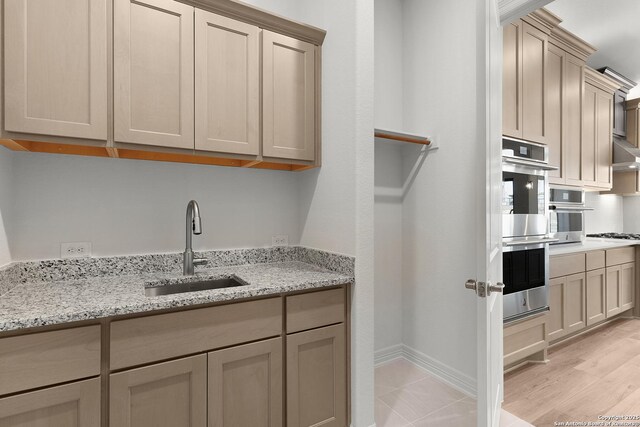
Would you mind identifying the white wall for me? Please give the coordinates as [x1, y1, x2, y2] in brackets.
[584, 192, 624, 234]
[8, 152, 301, 260]
[0, 148, 12, 266]
[400, 0, 480, 383]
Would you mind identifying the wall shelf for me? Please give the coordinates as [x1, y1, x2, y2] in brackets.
[374, 128, 431, 146]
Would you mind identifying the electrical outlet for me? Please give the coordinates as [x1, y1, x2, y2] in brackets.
[61, 242, 92, 259]
[272, 235, 289, 247]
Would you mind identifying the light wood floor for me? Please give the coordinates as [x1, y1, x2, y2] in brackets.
[504, 317, 640, 426]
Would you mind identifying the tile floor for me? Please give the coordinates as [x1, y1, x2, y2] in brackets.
[375, 358, 533, 427]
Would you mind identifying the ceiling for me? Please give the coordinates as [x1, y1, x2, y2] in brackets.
[545, 0, 640, 98]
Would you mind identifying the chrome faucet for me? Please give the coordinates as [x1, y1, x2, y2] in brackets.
[183, 200, 207, 275]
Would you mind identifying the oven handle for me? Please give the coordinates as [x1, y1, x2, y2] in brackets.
[549, 205, 595, 211]
[502, 157, 559, 171]
[504, 238, 560, 247]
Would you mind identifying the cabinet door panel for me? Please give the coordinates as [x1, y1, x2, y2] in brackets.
[620, 262, 635, 312]
[565, 273, 586, 334]
[548, 276, 565, 341]
[195, 10, 259, 155]
[596, 87, 613, 188]
[287, 324, 346, 427]
[521, 22, 548, 144]
[586, 268, 606, 326]
[4, 0, 107, 140]
[114, 0, 194, 149]
[503, 22, 522, 138]
[547, 44, 564, 183]
[208, 338, 283, 427]
[110, 355, 207, 427]
[564, 56, 584, 186]
[0, 378, 100, 427]
[582, 83, 598, 185]
[263, 31, 315, 161]
[606, 265, 622, 318]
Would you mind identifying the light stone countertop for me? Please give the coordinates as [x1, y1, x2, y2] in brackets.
[549, 238, 640, 256]
[0, 250, 354, 333]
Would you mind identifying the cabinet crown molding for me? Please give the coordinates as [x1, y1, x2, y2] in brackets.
[549, 26, 597, 62]
[585, 67, 621, 94]
[176, 0, 326, 45]
[626, 98, 640, 110]
[524, 8, 562, 32]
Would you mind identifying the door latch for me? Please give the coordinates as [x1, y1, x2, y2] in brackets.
[465, 280, 505, 298]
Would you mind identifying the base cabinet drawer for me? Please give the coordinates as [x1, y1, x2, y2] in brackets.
[287, 324, 346, 427]
[110, 355, 208, 427]
[504, 314, 548, 367]
[0, 378, 100, 427]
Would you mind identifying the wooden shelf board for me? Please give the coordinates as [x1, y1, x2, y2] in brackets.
[374, 128, 431, 146]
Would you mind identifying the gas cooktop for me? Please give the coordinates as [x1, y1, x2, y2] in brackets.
[587, 233, 640, 240]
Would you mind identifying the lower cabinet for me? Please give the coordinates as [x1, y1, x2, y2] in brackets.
[208, 338, 283, 427]
[0, 378, 101, 427]
[606, 262, 635, 318]
[548, 273, 586, 342]
[110, 355, 208, 427]
[287, 324, 347, 427]
[586, 268, 607, 326]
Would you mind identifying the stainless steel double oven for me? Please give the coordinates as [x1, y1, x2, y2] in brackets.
[502, 138, 558, 321]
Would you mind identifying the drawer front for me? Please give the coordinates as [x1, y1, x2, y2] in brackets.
[0, 326, 101, 396]
[286, 288, 345, 333]
[504, 314, 547, 366]
[111, 298, 282, 370]
[586, 250, 605, 271]
[550, 253, 586, 278]
[606, 247, 635, 266]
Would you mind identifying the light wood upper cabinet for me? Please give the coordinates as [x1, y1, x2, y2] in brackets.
[521, 21, 548, 144]
[287, 324, 346, 427]
[546, 43, 564, 183]
[195, 10, 260, 155]
[263, 31, 316, 161]
[110, 355, 207, 427]
[0, 378, 100, 427]
[503, 21, 522, 139]
[563, 55, 585, 186]
[114, 0, 195, 149]
[583, 81, 613, 189]
[208, 338, 283, 427]
[4, 0, 107, 140]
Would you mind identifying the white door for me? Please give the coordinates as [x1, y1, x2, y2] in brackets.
[471, 0, 504, 426]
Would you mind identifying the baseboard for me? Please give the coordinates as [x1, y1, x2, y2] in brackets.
[374, 344, 404, 366]
[374, 343, 477, 398]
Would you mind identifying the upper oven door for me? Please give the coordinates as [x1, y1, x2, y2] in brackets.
[502, 164, 548, 238]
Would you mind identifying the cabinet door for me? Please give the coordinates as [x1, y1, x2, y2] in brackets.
[503, 21, 522, 139]
[208, 338, 283, 427]
[114, 0, 194, 149]
[0, 378, 100, 427]
[564, 55, 584, 186]
[582, 83, 598, 186]
[195, 10, 259, 155]
[263, 31, 316, 161]
[287, 324, 346, 427]
[548, 276, 565, 341]
[564, 273, 586, 335]
[613, 90, 626, 138]
[586, 268, 606, 326]
[521, 21, 548, 144]
[547, 44, 564, 184]
[595, 87, 613, 189]
[4, 0, 107, 140]
[620, 262, 635, 312]
[606, 265, 623, 318]
[110, 355, 207, 427]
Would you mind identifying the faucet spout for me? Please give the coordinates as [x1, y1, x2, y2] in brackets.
[184, 200, 206, 275]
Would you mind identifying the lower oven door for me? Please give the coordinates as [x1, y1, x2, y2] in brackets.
[503, 242, 549, 321]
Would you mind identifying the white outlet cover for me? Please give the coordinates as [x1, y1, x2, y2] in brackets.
[272, 235, 289, 247]
[60, 242, 92, 259]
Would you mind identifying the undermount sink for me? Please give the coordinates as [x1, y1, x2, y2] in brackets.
[145, 277, 246, 297]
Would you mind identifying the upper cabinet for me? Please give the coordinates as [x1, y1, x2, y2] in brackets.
[2, 0, 326, 171]
[503, 21, 522, 138]
[4, 0, 108, 140]
[263, 31, 317, 161]
[195, 10, 260, 156]
[114, 0, 195, 149]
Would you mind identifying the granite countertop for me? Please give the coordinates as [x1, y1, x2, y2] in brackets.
[0, 247, 354, 333]
[549, 238, 640, 256]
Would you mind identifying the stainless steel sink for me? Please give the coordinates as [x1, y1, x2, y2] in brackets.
[145, 277, 246, 297]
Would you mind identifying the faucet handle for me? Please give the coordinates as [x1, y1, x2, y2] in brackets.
[193, 258, 208, 266]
